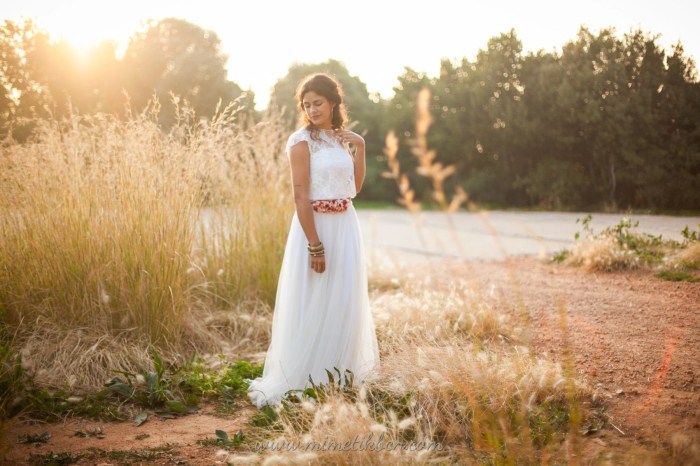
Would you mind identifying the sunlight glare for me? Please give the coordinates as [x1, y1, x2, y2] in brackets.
[14, 4, 134, 60]
[2, 0, 698, 110]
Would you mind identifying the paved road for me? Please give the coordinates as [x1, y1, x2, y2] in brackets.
[355, 209, 700, 265]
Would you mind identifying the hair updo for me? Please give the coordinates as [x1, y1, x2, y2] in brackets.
[295, 73, 348, 137]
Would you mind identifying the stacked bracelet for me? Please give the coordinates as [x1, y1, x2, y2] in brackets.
[307, 241, 325, 256]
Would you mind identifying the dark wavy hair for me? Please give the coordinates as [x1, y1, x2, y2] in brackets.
[295, 73, 348, 139]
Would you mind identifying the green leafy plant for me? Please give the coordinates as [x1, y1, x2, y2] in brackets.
[551, 249, 571, 263]
[103, 350, 199, 418]
[655, 270, 700, 283]
[29, 444, 182, 465]
[681, 226, 700, 244]
[563, 216, 687, 272]
[197, 428, 247, 451]
[17, 432, 51, 445]
[249, 404, 281, 429]
[73, 427, 105, 439]
[3, 352, 264, 425]
[573, 214, 594, 240]
[0, 324, 26, 420]
[101, 352, 264, 420]
[215, 429, 245, 447]
[219, 360, 264, 399]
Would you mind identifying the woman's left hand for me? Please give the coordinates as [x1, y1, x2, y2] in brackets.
[333, 129, 364, 148]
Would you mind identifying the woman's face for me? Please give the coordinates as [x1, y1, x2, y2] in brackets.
[302, 91, 334, 129]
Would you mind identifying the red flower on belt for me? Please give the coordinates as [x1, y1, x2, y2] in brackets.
[310, 198, 351, 213]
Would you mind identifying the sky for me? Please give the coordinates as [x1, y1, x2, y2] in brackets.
[3, 0, 699, 110]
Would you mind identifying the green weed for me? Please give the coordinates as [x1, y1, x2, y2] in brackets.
[29, 444, 182, 465]
[0, 324, 26, 421]
[550, 249, 571, 263]
[17, 431, 51, 445]
[681, 226, 700, 243]
[249, 404, 281, 429]
[655, 270, 700, 283]
[4, 352, 263, 424]
[102, 351, 263, 420]
[564, 215, 692, 272]
[103, 350, 199, 418]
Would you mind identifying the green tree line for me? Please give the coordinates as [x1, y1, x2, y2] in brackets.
[2, 18, 698, 211]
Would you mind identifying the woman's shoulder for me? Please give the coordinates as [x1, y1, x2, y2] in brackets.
[286, 126, 311, 148]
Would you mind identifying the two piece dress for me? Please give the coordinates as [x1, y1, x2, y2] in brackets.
[246, 126, 380, 408]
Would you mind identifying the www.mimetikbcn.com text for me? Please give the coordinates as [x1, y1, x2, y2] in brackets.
[252, 432, 444, 452]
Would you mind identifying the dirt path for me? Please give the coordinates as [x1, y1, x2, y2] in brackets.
[1, 403, 257, 465]
[440, 257, 700, 451]
[2, 257, 698, 464]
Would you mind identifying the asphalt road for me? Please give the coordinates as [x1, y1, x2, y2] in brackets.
[355, 209, 700, 265]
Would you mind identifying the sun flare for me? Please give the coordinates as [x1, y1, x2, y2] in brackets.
[15, 11, 132, 60]
[2, 0, 698, 109]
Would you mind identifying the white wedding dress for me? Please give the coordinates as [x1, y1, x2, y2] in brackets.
[246, 127, 381, 408]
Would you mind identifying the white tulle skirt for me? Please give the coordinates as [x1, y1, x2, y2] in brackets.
[247, 202, 381, 408]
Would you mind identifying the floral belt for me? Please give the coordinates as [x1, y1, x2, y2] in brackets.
[310, 198, 352, 213]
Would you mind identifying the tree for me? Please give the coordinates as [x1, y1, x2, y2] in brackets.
[0, 18, 54, 140]
[380, 66, 436, 204]
[648, 42, 700, 209]
[2, 19, 134, 131]
[121, 17, 251, 129]
[401, 30, 528, 207]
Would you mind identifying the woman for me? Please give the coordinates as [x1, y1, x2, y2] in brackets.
[246, 73, 380, 408]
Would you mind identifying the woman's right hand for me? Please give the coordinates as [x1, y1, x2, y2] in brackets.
[310, 253, 326, 273]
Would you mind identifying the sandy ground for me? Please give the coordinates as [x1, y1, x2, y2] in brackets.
[0, 403, 256, 465]
[445, 257, 700, 446]
[1, 257, 698, 465]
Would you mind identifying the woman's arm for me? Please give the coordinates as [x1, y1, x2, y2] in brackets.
[288, 141, 320, 246]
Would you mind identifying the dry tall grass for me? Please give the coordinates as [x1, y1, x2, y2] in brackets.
[216, 88, 599, 465]
[0, 95, 291, 389]
[668, 240, 700, 269]
[565, 234, 639, 272]
[2, 86, 691, 464]
[228, 262, 593, 464]
[360, 87, 697, 464]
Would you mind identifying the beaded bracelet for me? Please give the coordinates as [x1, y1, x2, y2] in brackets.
[308, 242, 323, 252]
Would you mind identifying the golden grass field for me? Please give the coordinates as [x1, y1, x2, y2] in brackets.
[1, 94, 698, 465]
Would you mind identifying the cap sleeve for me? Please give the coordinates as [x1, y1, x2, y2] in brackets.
[285, 128, 310, 156]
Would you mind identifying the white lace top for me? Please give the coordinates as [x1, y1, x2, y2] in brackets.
[285, 127, 357, 201]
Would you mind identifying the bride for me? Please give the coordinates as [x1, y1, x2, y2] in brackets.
[246, 73, 380, 408]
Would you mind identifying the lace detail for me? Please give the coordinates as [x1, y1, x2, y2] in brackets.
[286, 127, 356, 201]
[286, 128, 341, 155]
